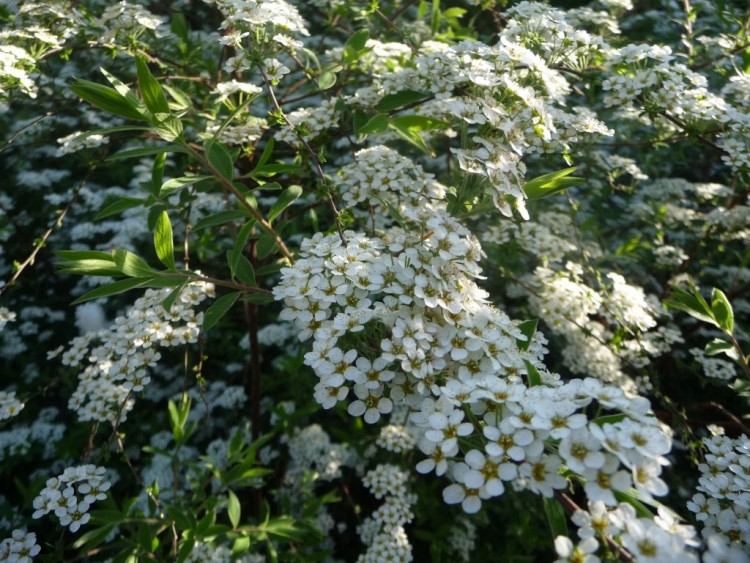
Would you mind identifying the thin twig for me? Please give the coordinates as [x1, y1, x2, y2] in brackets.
[260, 68, 347, 244]
[0, 166, 93, 296]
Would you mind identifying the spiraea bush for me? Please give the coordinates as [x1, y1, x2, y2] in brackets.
[1, 0, 750, 561]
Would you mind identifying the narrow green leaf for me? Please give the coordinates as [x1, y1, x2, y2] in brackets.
[71, 277, 152, 304]
[154, 210, 175, 269]
[151, 152, 166, 197]
[388, 120, 433, 155]
[523, 360, 542, 387]
[542, 497, 568, 540]
[95, 197, 144, 220]
[256, 232, 278, 260]
[162, 280, 188, 313]
[376, 90, 428, 111]
[100, 68, 145, 109]
[55, 250, 114, 261]
[613, 490, 654, 519]
[255, 137, 275, 170]
[235, 256, 257, 287]
[57, 259, 122, 277]
[107, 144, 188, 161]
[177, 538, 196, 563]
[203, 292, 241, 331]
[160, 175, 212, 197]
[705, 338, 734, 357]
[390, 115, 448, 131]
[72, 524, 117, 551]
[136, 57, 170, 114]
[206, 140, 234, 180]
[664, 282, 718, 327]
[229, 220, 256, 277]
[245, 293, 275, 305]
[69, 78, 146, 121]
[268, 185, 303, 223]
[227, 490, 241, 529]
[711, 288, 734, 335]
[193, 209, 250, 231]
[516, 319, 538, 352]
[524, 168, 584, 200]
[112, 249, 155, 277]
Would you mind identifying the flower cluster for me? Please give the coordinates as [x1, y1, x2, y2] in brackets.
[357, 464, 415, 562]
[557, 499, 699, 563]
[0, 529, 40, 563]
[687, 430, 750, 550]
[59, 282, 214, 424]
[31, 465, 111, 533]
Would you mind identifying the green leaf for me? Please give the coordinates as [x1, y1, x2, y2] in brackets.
[69, 77, 146, 121]
[664, 281, 718, 327]
[177, 538, 196, 563]
[154, 210, 175, 269]
[193, 209, 250, 231]
[318, 70, 336, 90]
[613, 489, 655, 519]
[516, 319, 537, 352]
[343, 29, 370, 64]
[711, 288, 734, 335]
[245, 293, 275, 305]
[390, 115, 448, 131]
[229, 220, 256, 277]
[524, 168, 583, 200]
[261, 517, 307, 541]
[55, 250, 114, 261]
[255, 137, 275, 170]
[358, 113, 389, 135]
[72, 524, 117, 551]
[151, 152, 167, 197]
[235, 256, 257, 287]
[376, 90, 428, 111]
[268, 185, 303, 223]
[232, 536, 250, 558]
[71, 277, 152, 304]
[154, 114, 183, 142]
[107, 144, 188, 161]
[203, 292, 241, 331]
[162, 281, 188, 313]
[705, 338, 734, 357]
[227, 490, 241, 529]
[57, 258, 121, 277]
[592, 413, 626, 426]
[256, 232, 278, 260]
[112, 249, 156, 277]
[251, 163, 302, 177]
[523, 360, 542, 387]
[388, 119, 433, 155]
[95, 197, 144, 220]
[206, 140, 234, 180]
[136, 57, 170, 115]
[542, 497, 568, 540]
[160, 175, 212, 197]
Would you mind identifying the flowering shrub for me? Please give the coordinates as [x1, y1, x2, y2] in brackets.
[1, 0, 750, 561]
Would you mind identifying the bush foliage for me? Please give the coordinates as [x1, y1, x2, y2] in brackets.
[1, 0, 750, 561]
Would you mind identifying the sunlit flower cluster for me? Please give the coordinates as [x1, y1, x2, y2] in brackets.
[60, 282, 214, 423]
